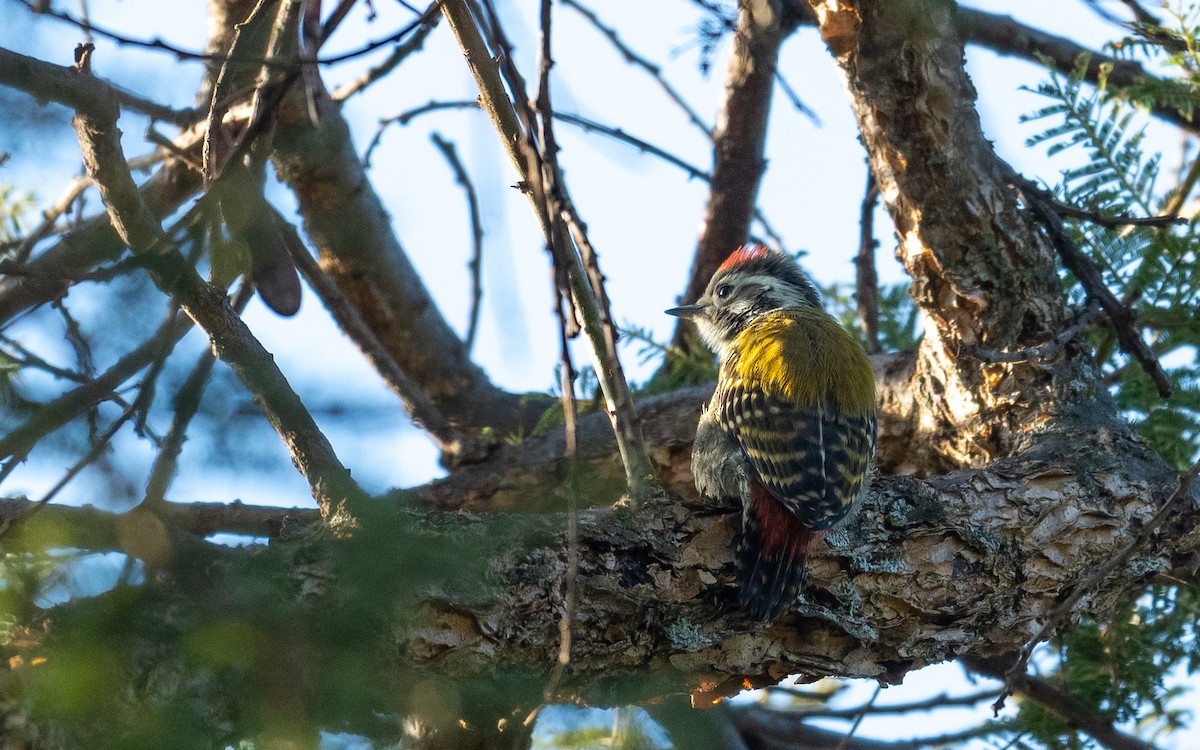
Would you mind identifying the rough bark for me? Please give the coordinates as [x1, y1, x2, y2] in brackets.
[805, 0, 1100, 471]
[6, 402, 1193, 727]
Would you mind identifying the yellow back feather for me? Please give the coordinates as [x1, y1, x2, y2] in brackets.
[725, 309, 876, 416]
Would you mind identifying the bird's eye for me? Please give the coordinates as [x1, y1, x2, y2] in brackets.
[716, 284, 733, 300]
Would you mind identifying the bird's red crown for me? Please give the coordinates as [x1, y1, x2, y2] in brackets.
[717, 244, 771, 273]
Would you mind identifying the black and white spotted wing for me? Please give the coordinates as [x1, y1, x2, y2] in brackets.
[716, 380, 875, 530]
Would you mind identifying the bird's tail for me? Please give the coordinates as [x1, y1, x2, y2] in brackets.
[737, 483, 819, 620]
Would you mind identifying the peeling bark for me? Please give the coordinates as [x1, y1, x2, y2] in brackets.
[806, 0, 1100, 469]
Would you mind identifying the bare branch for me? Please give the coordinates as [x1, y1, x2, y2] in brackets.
[429, 133, 485, 354]
[0, 495, 318, 554]
[19, 0, 437, 68]
[855, 170, 881, 355]
[955, 7, 1199, 135]
[1004, 165, 1173, 398]
[671, 0, 800, 353]
[0, 312, 193, 476]
[0, 43, 368, 520]
[330, 7, 439, 100]
[561, 0, 712, 139]
[270, 48, 535, 439]
[967, 655, 1159, 750]
[441, 0, 654, 501]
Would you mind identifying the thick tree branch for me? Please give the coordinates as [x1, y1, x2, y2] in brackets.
[805, 0, 1099, 470]
[956, 7, 1199, 136]
[11, 406, 1194, 720]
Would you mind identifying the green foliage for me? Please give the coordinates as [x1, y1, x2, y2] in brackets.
[1107, 4, 1200, 120]
[1023, 49, 1200, 469]
[822, 281, 921, 352]
[0, 184, 34, 245]
[1004, 587, 1200, 748]
[620, 322, 718, 395]
[1010, 13, 1200, 747]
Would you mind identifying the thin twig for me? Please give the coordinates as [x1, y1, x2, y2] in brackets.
[0, 313, 192, 480]
[14, 176, 93, 263]
[53, 298, 95, 378]
[1014, 175, 1185, 229]
[142, 285, 254, 507]
[0, 335, 90, 383]
[1123, 152, 1200, 305]
[856, 170, 881, 354]
[561, 0, 712, 139]
[442, 0, 655, 502]
[773, 70, 821, 125]
[968, 654, 1157, 750]
[35, 39, 369, 517]
[962, 303, 1099, 364]
[835, 684, 881, 750]
[1005, 164, 1173, 398]
[330, 6, 439, 100]
[429, 133, 485, 353]
[366, 101, 786, 247]
[20, 0, 434, 68]
[0, 400, 139, 539]
[995, 458, 1200, 713]
[534, 4, 580, 716]
[762, 687, 997, 719]
[318, 0, 360, 46]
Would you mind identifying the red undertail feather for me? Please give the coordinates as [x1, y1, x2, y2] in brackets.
[737, 483, 819, 620]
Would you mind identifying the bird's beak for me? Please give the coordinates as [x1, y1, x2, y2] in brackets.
[665, 304, 705, 319]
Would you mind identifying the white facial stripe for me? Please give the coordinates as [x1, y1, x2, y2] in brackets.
[725, 272, 811, 309]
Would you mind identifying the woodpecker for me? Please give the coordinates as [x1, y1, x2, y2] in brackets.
[667, 245, 877, 620]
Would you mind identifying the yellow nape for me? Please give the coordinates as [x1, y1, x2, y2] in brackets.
[728, 309, 876, 415]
